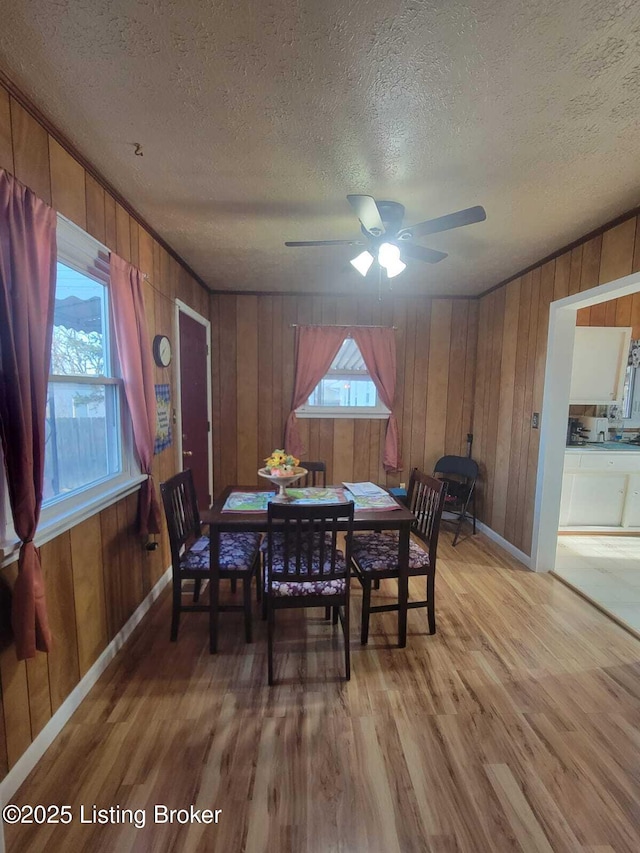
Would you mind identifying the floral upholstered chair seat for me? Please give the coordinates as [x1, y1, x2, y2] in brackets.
[266, 548, 347, 597]
[351, 531, 430, 572]
[180, 532, 261, 572]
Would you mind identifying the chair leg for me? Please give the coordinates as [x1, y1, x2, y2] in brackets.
[344, 598, 351, 681]
[230, 578, 237, 594]
[255, 558, 262, 602]
[427, 572, 436, 635]
[170, 578, 181, 641]
[332, 605, 339, 625]
[243, 575, 253, 643]
[209, 574, 219, 654]
[267, 605, 275, 686]
[373, 578, 380, 590]
[361, 579, 371, 645]
[452, 514, 463, 547]
[193, 578, 202, 603]
[261, 561, 267, 620]
[472, 491, 477, 534]
[324, 607, 331, 620]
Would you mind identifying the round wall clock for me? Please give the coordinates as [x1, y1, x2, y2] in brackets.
[152, 334, 172, 367]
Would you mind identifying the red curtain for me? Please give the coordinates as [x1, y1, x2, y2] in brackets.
[284, 325, 346, 458]
[0, 169, 56, 659]
[351, 327, 402, 472]
[109, 254, 161, 535]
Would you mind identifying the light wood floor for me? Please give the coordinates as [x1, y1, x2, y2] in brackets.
[5, 531, 640, 853]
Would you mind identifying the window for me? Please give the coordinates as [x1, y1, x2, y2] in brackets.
[622, 363, 640, 425]
[296, 337, 390, 419]
[1, 216, 141, 559]
[44, 262, 120, 504]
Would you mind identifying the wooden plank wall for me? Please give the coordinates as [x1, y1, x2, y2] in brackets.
[474, 217, 640, 557]
[210, 294, 478, 494]
[0, 83, 209, 778]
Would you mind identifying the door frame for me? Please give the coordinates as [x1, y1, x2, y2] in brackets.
[174, 299, 213, 506]
[531, 269, 640, 571]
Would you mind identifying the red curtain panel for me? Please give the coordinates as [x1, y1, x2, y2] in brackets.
[351, 326, 402, 472]
[109, 254, 162, 535]
[284, 325, 347, 458]
[0, 169, 56, 659]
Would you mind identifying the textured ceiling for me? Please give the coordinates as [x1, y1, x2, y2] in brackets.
[2, 0, 640, 296]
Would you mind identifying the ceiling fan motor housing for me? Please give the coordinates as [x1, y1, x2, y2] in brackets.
[361, 200, 405, 237]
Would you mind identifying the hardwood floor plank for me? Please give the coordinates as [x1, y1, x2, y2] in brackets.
[5, 534, 640, 852]
[485, 763, 555, 853]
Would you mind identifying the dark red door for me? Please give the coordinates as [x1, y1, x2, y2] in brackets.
[179, 311, 210, 508]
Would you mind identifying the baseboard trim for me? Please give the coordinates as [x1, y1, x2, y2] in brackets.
[0, 566, 172, 846]
[476, 521, 532, 570]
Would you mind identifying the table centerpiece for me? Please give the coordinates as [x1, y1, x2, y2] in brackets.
[258, 449, 307, 502]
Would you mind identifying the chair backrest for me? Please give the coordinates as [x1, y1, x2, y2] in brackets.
[406, 469, 447, 563]
[266, 501, 354, 585]
[433, 455, 478, 482]
[160, 469, 202, 567]
[299, 461, 327, 487]
[433, 455, 478, 506]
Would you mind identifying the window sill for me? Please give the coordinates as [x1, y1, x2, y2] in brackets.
[296, 410, 390, 420]
[1, 474, 147, 569]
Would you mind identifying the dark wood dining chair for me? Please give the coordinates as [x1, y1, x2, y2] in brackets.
[264, 500, 354, 685]
[160, 470, 261, 644]
[259, 460, 327, 602]
[299, 461, 327, 487]
[433, 455, 478, 546]
[350, 469, 446, 643]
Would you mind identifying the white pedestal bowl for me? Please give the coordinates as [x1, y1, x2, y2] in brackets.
[258, 467, 308, 502]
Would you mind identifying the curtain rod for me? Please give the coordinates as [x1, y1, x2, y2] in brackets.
[290, 323, 397, 329]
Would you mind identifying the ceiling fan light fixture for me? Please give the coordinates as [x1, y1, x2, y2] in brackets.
[385, 258, 406, 278]
[377, 242, 401, 269]
[350, 250, 374, 276]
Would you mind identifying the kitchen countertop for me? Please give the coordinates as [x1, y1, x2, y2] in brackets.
[566, 441, 640, 452]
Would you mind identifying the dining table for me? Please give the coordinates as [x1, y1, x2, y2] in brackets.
[200, 485, 416, 653]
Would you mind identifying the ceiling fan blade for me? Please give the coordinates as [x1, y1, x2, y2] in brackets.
[399, 205, 486, 240]
[346, 194, 385, 236]
[284, 239, 364, 247]
[400, 243, 448, 264]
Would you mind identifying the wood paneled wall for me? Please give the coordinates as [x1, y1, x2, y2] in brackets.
[210, 294, 478, 494]
[0, 82, 209, 779]
[5, 58, 640, 788]
[474, 217, 640, 557]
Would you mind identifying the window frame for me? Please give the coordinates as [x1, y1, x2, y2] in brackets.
[295, 338, 391, 420]
[0, 215, 144, 568]
[622, 363, 640, 426]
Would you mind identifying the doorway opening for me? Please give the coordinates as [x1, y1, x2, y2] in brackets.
[531, 270, 640, 632]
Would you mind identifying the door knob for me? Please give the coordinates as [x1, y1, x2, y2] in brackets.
[183, 450, 193, 457]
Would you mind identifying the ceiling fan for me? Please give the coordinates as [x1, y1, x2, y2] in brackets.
[285, 195, 486, 279]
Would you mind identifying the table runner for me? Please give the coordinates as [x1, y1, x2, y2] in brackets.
[221, 487, 400, 513]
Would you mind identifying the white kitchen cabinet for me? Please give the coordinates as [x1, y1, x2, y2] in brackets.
[565, 472, 627, 526]
[561, 451, 640, 529]
[569, 326, 631, 404]
[623, 474, 640, 527]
